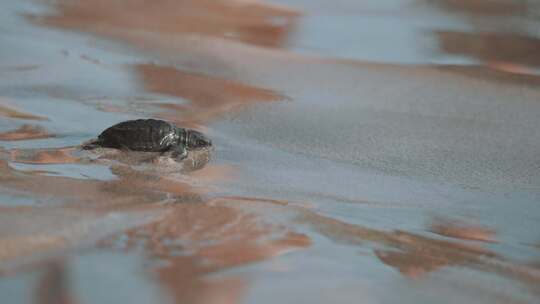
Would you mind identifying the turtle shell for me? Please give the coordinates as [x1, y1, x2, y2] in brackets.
[97, 119, 181, 152]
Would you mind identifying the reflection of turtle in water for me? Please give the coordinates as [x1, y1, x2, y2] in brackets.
[84, 119, 212, 161]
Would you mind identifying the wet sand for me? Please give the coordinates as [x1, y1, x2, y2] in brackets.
[1, 0, 540, 303]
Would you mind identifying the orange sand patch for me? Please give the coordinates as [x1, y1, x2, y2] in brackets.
[430, 218, 497, 243]
[0, 125, 54, 141]
[137, 64, 287, 126]
[0, 101, 48, 121]
[436, 31, 540, 68]
[428, 0, 527, 16]
[10, 148, 79, 164]
[298, 208, 540, 287]
[42, 0, 299, 48]
[109, 198, 311, 304]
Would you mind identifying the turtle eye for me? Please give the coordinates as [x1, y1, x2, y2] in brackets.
[187, 131, 211, 149]
[199, 139, 211, 147]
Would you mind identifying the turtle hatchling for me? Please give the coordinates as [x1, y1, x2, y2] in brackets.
[84, 119, 212, 160]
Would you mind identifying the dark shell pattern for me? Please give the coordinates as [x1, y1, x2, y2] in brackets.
[97, 119, 186, 152]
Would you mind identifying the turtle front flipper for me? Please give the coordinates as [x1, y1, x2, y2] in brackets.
[168, 145, 188, 161]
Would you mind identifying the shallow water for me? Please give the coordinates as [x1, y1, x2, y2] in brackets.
[1, 0, 540, 303]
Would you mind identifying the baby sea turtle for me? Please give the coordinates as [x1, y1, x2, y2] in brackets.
[84, 119, 212, 160]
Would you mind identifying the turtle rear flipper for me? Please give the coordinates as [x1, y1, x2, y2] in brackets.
[81, 138, 103, 150]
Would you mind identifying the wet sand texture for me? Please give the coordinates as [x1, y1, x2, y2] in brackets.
[0, 0, 539, 303]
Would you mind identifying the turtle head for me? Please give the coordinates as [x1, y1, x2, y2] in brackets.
[186, 130, 212, 150]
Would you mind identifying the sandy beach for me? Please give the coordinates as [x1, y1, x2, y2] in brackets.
[1, 0, 540, 303]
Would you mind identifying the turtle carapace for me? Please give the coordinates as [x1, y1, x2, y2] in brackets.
[85, 119, 212, 160]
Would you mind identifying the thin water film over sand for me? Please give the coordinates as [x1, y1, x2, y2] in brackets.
[1, 0, 540, 303]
